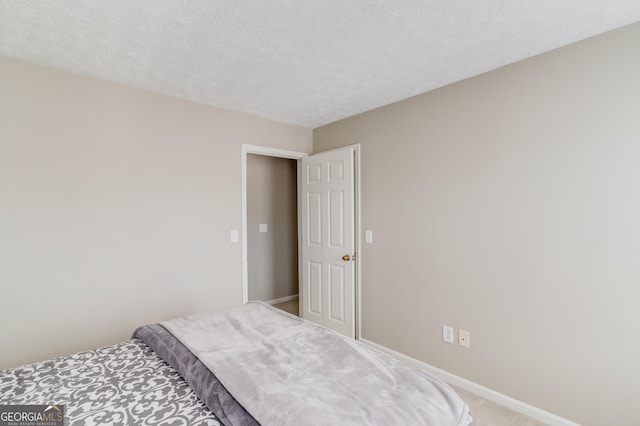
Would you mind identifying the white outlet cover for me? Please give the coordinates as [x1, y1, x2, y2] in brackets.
[259, 223, 268, 233]
[442, 325, 454, 344]
[230, 230, 239, 243]
[459, 329, 471, 348]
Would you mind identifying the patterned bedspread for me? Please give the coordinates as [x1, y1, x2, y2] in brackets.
[0, 339, 220, 426]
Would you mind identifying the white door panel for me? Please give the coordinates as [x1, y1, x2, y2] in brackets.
[301, 147, 355, 337]
[307, 192, 323, 246]
[308, 261, 322, 315]
[329, 264, 345, 321]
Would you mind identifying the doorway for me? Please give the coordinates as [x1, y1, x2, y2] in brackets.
[241, 144, 362, 338]
[241, 145, 307, 314]
[246, 153, 299, 311]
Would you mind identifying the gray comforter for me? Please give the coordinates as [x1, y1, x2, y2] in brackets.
[133, 324, 258, 426]
[161, 301, 475, 426]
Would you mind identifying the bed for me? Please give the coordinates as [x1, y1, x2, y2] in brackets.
[0, 302, 475, 425]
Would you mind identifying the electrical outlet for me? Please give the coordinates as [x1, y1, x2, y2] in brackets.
[442, 326, 454, 344]
[459, 329, 470, 348]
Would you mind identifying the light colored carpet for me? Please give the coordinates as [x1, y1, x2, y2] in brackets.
[452, 385, 548, 425]
[272, 299, 299, 316]
[271, 300, 548, 425]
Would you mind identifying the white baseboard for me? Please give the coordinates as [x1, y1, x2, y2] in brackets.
[264, 294, 299, 305]
[359, 339, 580, 426]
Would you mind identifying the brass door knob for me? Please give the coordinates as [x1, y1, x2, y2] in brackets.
[342, 254, 351, 261]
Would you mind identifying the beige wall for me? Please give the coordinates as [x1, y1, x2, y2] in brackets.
[314, 23, 640, 426]
[247, 154, 298, 301]
[0, 55, 312, 370]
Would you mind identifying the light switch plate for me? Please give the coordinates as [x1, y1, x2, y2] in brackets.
[365, 230, 373, 243]
[230, 230, 239, 243]
[259, 223, 268, 233]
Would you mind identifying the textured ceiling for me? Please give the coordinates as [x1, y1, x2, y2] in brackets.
[1, 1, 639, 128]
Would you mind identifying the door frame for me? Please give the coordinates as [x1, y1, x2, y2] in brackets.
[241, 144, 362, 340]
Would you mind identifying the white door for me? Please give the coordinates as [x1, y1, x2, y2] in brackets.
[301, 147, 355, 338]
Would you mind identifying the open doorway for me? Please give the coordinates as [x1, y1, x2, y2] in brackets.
[241, 144, 362, 338]
[241, 145, 307, 317]
[246, 153, 299, 315]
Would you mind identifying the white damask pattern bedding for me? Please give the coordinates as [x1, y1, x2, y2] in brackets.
[0, 339, 220, 426]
